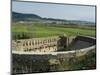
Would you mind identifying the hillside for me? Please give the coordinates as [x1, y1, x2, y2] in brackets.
[12, 12, 95, 26]
[12, 12, 42, 21]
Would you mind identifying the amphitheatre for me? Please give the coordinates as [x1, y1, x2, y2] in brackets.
[12, 35, 96, 74]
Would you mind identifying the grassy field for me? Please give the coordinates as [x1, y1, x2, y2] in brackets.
[12, 23, 96, 39]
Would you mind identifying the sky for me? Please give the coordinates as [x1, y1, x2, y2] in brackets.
[12, 1, 96, 22]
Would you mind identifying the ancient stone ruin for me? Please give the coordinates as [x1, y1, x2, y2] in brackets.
[12, 35, 75, 52]
[12, 35, 96, 74]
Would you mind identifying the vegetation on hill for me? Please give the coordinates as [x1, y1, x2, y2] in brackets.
[12, 12, 95, 26]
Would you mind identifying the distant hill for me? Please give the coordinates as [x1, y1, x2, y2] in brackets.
[12, 12, 42, 21]
[12, 12, 95, 26]
[12, 12, 67, 22]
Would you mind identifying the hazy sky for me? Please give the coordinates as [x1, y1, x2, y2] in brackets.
[12, 1, 96, 22]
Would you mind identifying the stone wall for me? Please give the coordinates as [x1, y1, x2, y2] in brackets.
[12, 36, 75, 52]
[12, 36, 96, 74]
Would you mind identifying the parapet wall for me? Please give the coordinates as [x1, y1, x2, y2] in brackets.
[75, 36, 96, 44]
[12, 36, 76, 52]
[12, 36, 96, 60]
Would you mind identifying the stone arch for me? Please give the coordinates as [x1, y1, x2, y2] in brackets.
[26, 41, 28, 46]
[29, 41, 31, 46]
[32, 40, 34, 45]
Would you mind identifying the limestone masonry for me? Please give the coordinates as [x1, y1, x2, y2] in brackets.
[12, 35, 75, 52]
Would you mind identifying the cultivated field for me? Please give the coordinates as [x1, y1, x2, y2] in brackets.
[12, 22, 96, 40]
